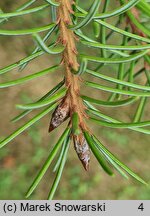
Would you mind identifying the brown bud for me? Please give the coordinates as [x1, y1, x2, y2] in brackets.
[73, 133, 90, 171]
[49, 98, 70, 132]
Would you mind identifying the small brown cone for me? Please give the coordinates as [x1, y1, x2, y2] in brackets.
[73, 133, 90, 171]
[49, 98, 70, 132]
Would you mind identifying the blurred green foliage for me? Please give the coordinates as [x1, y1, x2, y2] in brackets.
[0, 0, 149, 200]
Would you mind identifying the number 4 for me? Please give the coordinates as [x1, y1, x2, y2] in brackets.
[138, 203, 144, 211]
